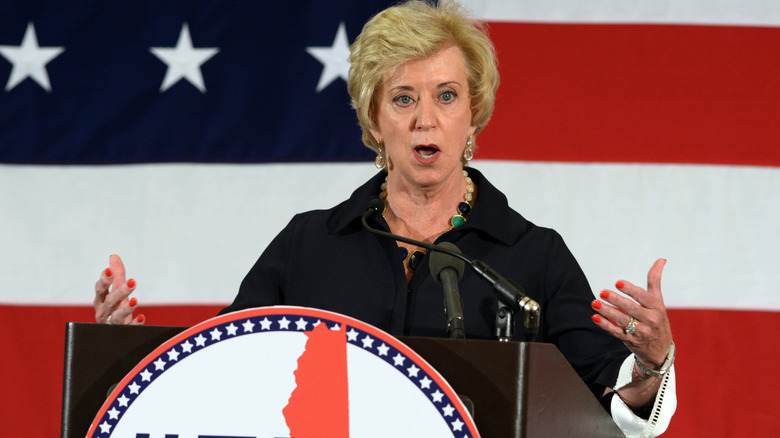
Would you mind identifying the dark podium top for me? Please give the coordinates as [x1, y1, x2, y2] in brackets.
[61, 322, 623, 437]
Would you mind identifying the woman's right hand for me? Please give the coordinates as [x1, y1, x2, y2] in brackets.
[94, 254, 145, 325]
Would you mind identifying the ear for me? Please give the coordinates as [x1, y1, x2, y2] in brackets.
[369, 128, 382, 146]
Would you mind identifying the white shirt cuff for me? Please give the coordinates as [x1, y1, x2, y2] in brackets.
[610, 354, 677, 437]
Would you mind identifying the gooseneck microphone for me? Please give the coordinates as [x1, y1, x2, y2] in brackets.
[362, 199, 541, 341]
[429, 242, 466, 340]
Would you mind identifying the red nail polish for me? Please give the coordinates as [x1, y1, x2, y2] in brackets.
[129, 297, 138, 307]
[592, 315, 602, 323]
[591, 300, 602, 310]
[105, 268, 112, 277]
[615, 280, 625, 289]
[127, 279, 136, 288]
[600, 290, 610, 299]
[137, 314, 145, 323]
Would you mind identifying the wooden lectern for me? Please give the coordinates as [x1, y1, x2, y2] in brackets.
[61, 322, 623, 437]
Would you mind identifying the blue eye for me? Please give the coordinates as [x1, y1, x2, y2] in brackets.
[395, 95, 413, 105]
[441, 91, 454, 102]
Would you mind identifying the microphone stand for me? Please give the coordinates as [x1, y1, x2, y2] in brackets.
[362, 200, 541, 342]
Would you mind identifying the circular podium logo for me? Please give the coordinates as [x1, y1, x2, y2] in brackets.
[88, 306, 479, 437]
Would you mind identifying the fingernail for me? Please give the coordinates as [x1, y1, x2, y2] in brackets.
[127, 279, 136, 288]
[615, 280, 625, 289]
[591, 300, 602, 310]
[105, 268, 112, 277]
[129, 297, 137, 307]
[591, 315, 602, 323]
[137, 314, 145, 323]
[600, 290, 610, 299]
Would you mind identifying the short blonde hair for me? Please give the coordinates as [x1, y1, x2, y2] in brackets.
[348, 0, 499, 152]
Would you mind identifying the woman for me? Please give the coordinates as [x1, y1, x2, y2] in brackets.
[94, 1, 676, 436]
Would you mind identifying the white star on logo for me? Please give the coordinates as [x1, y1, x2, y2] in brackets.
[406, 364, 420, 378]
[419, 376, 432, 389]
[377, 343, 390, 356]
[194, 334, 207, 347]
[259, 317, 272, 330]
[330, 323, 341, 331]
[117, 394, 130, 407]
[180, 340, 194, 353]
[392, 353, 405, 367]
[451, 418, 465, 431]
[442, 404, 455, 417]
[431, 389, 444, 403]
[278, 316, 291, 330]
[306, 22, 350, 92]
[167, 348, 180, 362]
[210, 327, 223, 341]
[140, 369, 153, 382]
[107, 407, 120, 420]
[295, 317, 308, 331]
[0, 22, 64, 92]
[153, 357, 166, 371]
[226, 323, 238, 336]
[150, 23, 218, 93]
[313, 319, 322, 327]
[99, 420, 112, 434]
[361, 335, 375, 349]
[242, 319, 255, 333]
[128, 382, 141, 395]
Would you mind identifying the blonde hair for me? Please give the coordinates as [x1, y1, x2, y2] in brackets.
[348, 0, 499, 152]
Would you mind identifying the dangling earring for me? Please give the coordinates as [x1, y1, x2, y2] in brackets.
[375, 143, 386, 169]
[463, 135, 474, 162]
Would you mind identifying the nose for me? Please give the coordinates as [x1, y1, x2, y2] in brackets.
[414, 98, 436, 131]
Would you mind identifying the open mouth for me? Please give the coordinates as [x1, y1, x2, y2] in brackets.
[415, 145, 440, 159]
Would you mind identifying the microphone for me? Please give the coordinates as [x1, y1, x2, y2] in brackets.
[429, 242, 466, 339]
[362, 199, 541, 341]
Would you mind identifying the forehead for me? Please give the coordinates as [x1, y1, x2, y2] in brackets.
[383, 45, 468, 89]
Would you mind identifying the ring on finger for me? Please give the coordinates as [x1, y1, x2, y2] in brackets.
[107, 314, 113, 325]
[623, 316, 638, 335]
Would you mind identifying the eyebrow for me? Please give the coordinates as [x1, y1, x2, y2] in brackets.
[388, 81, 463, 93]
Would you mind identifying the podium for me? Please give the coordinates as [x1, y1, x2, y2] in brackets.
[61, 322, 623, 437]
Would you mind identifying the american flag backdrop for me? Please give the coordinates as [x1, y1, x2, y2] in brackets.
[1, 0, 779, 436]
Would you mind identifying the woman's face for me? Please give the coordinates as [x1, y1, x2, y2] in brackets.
[371, 45, 476, 190]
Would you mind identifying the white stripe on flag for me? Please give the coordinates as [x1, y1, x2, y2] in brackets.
[460, 0, 780, 27]
[1, 162, 778, 310]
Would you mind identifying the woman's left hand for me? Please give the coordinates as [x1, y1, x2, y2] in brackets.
[592, 258, 673, 372]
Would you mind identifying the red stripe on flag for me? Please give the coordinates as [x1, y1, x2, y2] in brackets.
[479, 23, 780, 167]
[2, 305, 778, 436]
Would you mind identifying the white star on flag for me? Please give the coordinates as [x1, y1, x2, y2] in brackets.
[209, 327, 223, 341]
[140, 369, 153, 382]
[153, 357, 166, 371]
[431, 389, 444, 403]
[180, 340, 194, 353]
[295, 317, 308, 330]
[226, 323, 238, 336]
[442, 404, 455, 417]
[0, 22, 64, 92]
[361, 335, 375, 349]
[128, 382, 141, 395]
[406, 364, 420, 378]
[346, 328, 359, 341]
[377, 343, 390, 356]
[278, 316, 291, 329]
[149, 23, 218, 93]
[194, 334, 207, 346]
[242, 319, 255, 333]
[392, 353, 405, 367]
[306, 22, 350, 92]
[330, 323, 341, 331]
[419, 376, 432, 389]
